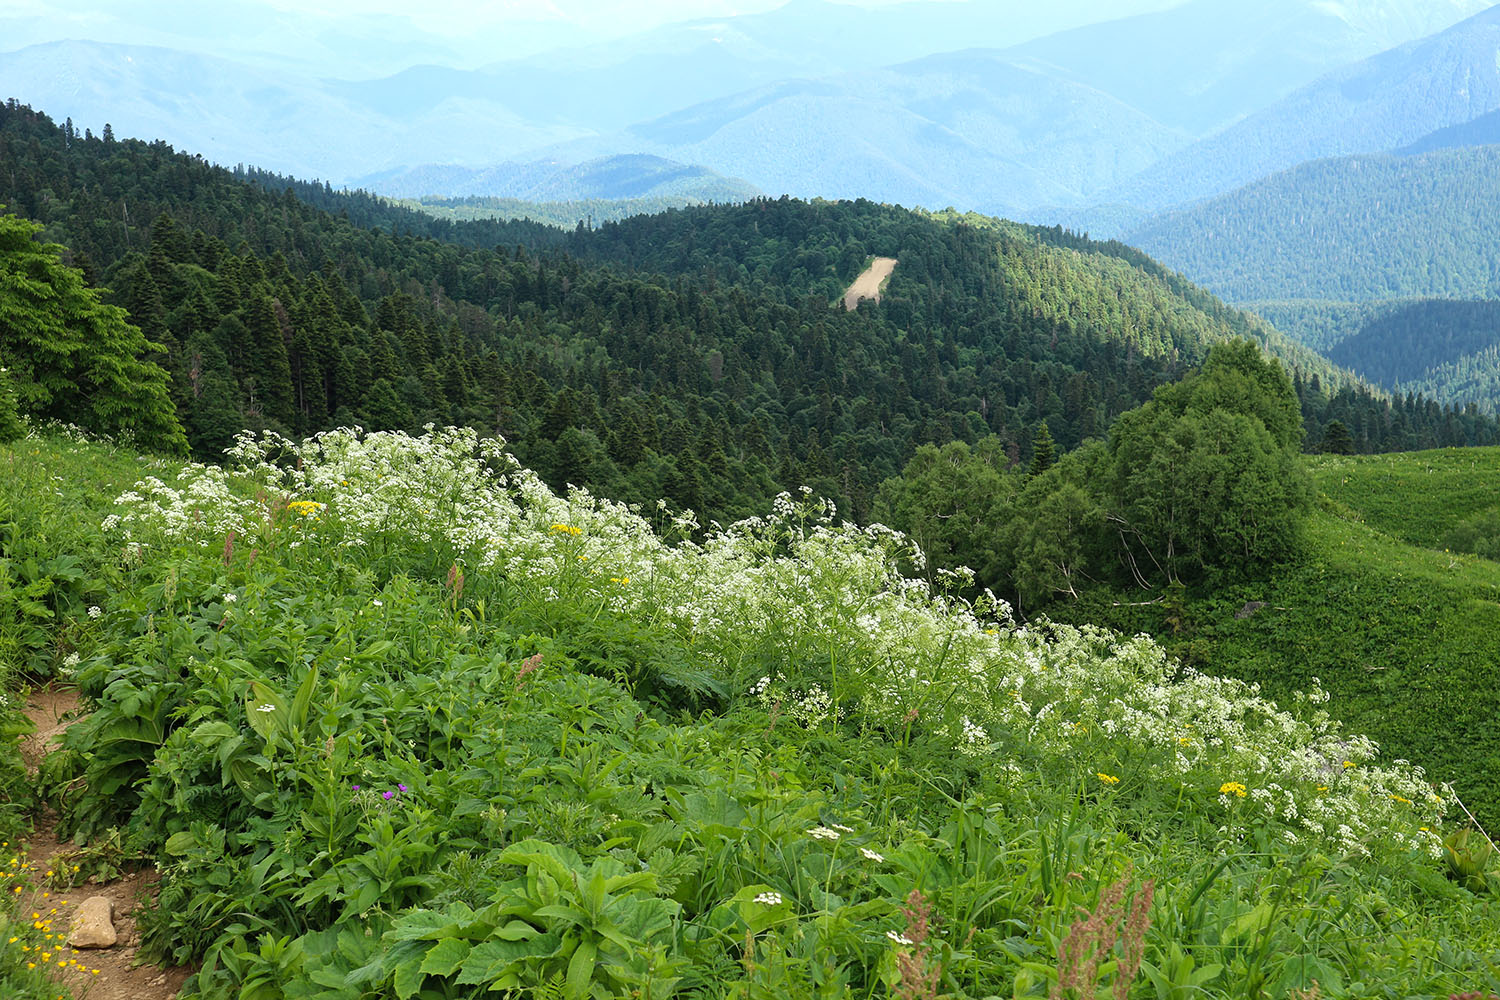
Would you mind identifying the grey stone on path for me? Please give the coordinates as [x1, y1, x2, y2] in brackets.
[68, 895, 117, 948]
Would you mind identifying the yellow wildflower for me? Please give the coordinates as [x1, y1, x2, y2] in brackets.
[1096, 772, 1120, 785]
[1219, 781, 1248, 798]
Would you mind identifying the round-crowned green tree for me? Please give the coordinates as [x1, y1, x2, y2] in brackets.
[0, 211, 186, 453]
[1108, 340, 1311, 581]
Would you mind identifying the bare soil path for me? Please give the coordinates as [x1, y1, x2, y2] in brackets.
[842, 257, 897, 311]
[19, 685, 191, 1000]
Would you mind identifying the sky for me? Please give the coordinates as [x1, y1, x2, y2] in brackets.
[6, 0, 931, 47]
[3, 0, 1187, 74]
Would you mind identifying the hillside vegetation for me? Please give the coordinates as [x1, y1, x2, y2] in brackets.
[359, 154, 760, 203]
[6, 100, 1483, 532]
[1244, 298, 1500, 415]
[1027, 447, 1500, 836]
[394, 193, 751, 231]
[1102, 5, 1500, 212]
[1128, 148, 1500, 303]
[1, 426, 1498, 1000]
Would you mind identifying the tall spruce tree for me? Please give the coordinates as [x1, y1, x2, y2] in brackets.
[0, 211, 185, 452]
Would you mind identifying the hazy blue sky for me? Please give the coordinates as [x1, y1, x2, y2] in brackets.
[10, 0, 946, 42]
[5, 0, 1190, 71]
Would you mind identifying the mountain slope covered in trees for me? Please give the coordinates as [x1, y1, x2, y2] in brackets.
[354, 153, 760, 203]
[1124, 145, 1500, 413]
[1102, 5, 1500, 212]
[2, 100, 1493, 528]
[1127, 147, 1500, 303]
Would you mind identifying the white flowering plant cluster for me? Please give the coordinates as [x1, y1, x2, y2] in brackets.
[102, 425, 1453, 861]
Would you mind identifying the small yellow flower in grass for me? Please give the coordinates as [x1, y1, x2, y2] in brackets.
[549, 523, 582, 536]
[1096, 772, 1120, 785]
[1390, 794, 1413, 805]
[1219, 781, 1247, 798]
[1342, 761, 1355, 769]
[286, 499, 325, 518]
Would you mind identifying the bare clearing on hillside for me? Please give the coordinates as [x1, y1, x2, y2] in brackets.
[843, 257, 897, 310]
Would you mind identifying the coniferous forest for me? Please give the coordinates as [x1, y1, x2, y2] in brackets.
[2, 101, 1495, 530]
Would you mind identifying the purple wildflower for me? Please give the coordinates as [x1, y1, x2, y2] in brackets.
[398, 784, 408, 792]
[382, 791, 394, 800]
[352, 784, 360, 791]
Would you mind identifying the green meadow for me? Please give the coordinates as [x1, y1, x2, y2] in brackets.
[0, 427, 1498, 999]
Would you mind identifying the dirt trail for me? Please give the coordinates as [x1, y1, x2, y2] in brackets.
[19, 686, 191, 1000]
[842, 257, 897, 311]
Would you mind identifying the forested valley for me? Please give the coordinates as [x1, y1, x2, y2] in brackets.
[4, 100, 1495, 532]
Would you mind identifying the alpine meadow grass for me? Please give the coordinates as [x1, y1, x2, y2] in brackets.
[1, 424, 1498, 999]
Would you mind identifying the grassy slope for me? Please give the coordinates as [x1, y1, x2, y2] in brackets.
[1061, 446, 1500, 827]
[1312, 447, 1500, 549]
[3, 430, 1500, 999]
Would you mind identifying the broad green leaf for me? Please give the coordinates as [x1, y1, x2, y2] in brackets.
[246, 680, 282, 741]
[391, 956, 425, 1000]
[565, 939, 597, 1000]
[418, 938, 471, 977]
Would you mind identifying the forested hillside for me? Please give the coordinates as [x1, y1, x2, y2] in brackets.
[1244, 298, 1500, 414]
[1127, 147, 1500, 302]
[3, 101, 1494, 529]
[397, 193, 749, 231]
[1102, 4, 1500, 212]
[358, 153, 760, 203]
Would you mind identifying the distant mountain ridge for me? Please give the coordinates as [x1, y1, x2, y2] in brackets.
[0, 40, 589, 180]
[999, 0, 1494, 134]
[1246, 298, 1500, 415]
[594, 52, 1187, 214]
[1101, 3, 1500, 212]
[1122, 137, 1500, 414]
[1125, 145, 1500, 303]
[353, 155, 760, 202]
[1398, 106, 1500, 152]
[3, 0, 1495, 209]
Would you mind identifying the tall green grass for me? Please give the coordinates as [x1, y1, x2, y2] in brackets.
[2, 427, 1498, 999]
